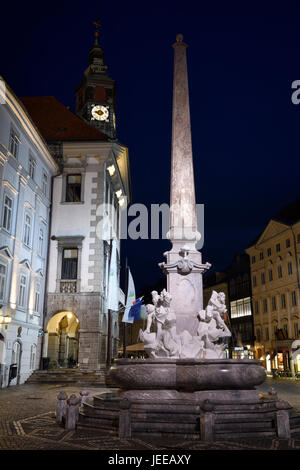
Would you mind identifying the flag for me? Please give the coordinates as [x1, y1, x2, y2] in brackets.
[128, 297, 147, 321]
[122, 268, 136, 323]
[106, 239, 119, 311]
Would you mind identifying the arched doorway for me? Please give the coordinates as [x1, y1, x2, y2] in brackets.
[10, 340, 22, 385]
[46, 312, 80, 368]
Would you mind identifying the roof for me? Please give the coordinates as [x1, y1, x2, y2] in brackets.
[20, 96, 108, 142]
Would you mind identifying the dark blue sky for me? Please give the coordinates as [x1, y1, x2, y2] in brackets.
[1, 1, 300, 293]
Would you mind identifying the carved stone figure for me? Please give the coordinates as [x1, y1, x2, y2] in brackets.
[140, 289, 231, 359]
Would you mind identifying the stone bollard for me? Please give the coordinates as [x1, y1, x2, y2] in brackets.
[200, 400, 215, 441]
[80, 390, 90, 407]
[275, 400, 291, 439]
[65, 394, 81, 430]
[56, 391, 68, 425]
[119, 398, 132, 439]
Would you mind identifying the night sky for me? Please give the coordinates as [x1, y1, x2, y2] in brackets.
[1, 2, 300, 294]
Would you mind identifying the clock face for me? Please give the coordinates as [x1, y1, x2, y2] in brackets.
[91, 105, 109, 121]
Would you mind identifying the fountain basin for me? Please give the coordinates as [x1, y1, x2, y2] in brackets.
[109, 358, 266, 391]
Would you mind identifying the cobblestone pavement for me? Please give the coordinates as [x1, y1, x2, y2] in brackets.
[0, 378, 300, 451]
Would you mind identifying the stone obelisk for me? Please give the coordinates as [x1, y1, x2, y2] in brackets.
[160, 34, 211, 335]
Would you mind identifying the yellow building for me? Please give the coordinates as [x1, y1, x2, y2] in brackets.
[246, 200, 300, 376]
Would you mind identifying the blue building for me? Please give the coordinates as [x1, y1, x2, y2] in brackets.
[0, 78, 58, 386]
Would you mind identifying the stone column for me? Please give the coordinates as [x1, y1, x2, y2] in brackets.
[160, 35, 210, 335]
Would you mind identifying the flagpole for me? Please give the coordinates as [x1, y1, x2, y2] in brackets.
[123, 258, 128, 358]
[106, 239, 113, 369]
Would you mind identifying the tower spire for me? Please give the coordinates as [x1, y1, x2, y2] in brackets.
[93, 20, 101, 45]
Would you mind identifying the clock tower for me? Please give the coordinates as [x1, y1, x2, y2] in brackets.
[75, 21, 116, 139]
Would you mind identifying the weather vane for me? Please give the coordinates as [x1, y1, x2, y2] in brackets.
[93, 20, 101, 43]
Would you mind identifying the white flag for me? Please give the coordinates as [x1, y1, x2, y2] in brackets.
[122, 268, 136, 323]
[106, 239, 119, 311]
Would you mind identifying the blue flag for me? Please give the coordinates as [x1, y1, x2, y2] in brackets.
[128, 298, 147, 321]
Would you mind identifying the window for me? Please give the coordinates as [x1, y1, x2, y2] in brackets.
[9, 127, 20, 157]
[38, 228, 44, 256]
[61, 248, 78, 280]
[261, 273, 265, 285]
[256, 328, 261, 342]
[286, 239, 291, 248]
[254, 301, 259, 314]
[287, 262, 293, 275]
[2, 195, 12, 232]
[260, 252, 264, 260]
[34, 282, 40, 313]
[253, 275, 257, 287]
[265, 327, 269, 341]
[276, 243, 281, 252]
[23, 214, 31, 246]
[0, 263, 7, 300]
[281, 294, 286, 309]
[230, 297, 252, 319]
[267, 248, 272, 257]
[42, 172, 48, 196]
[298, 234, 300, 244]
[278, 265, 283, 278]
[263, 299, 268, 313]
[18, 275, 27, 307]
[28, 154, 36, 180]
[252, 256, 256, 264]
[66, 174, 82, 202]
[272, 296, 277, 310]
[292, 291, 297, 306]
[294, 322, 299, 338]
[268, 269, 273, 281]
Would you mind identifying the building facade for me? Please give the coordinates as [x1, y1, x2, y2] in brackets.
[0, 79, 58, 387]
[21, 32, 131, 373]
[246, 200, 300, 375]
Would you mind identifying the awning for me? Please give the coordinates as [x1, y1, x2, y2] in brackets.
[118, 342, 145, 352]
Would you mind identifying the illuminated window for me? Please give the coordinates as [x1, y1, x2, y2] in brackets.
[230, 297, 251, 318]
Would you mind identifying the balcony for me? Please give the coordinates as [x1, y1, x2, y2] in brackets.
[60, 280, 77, 294]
